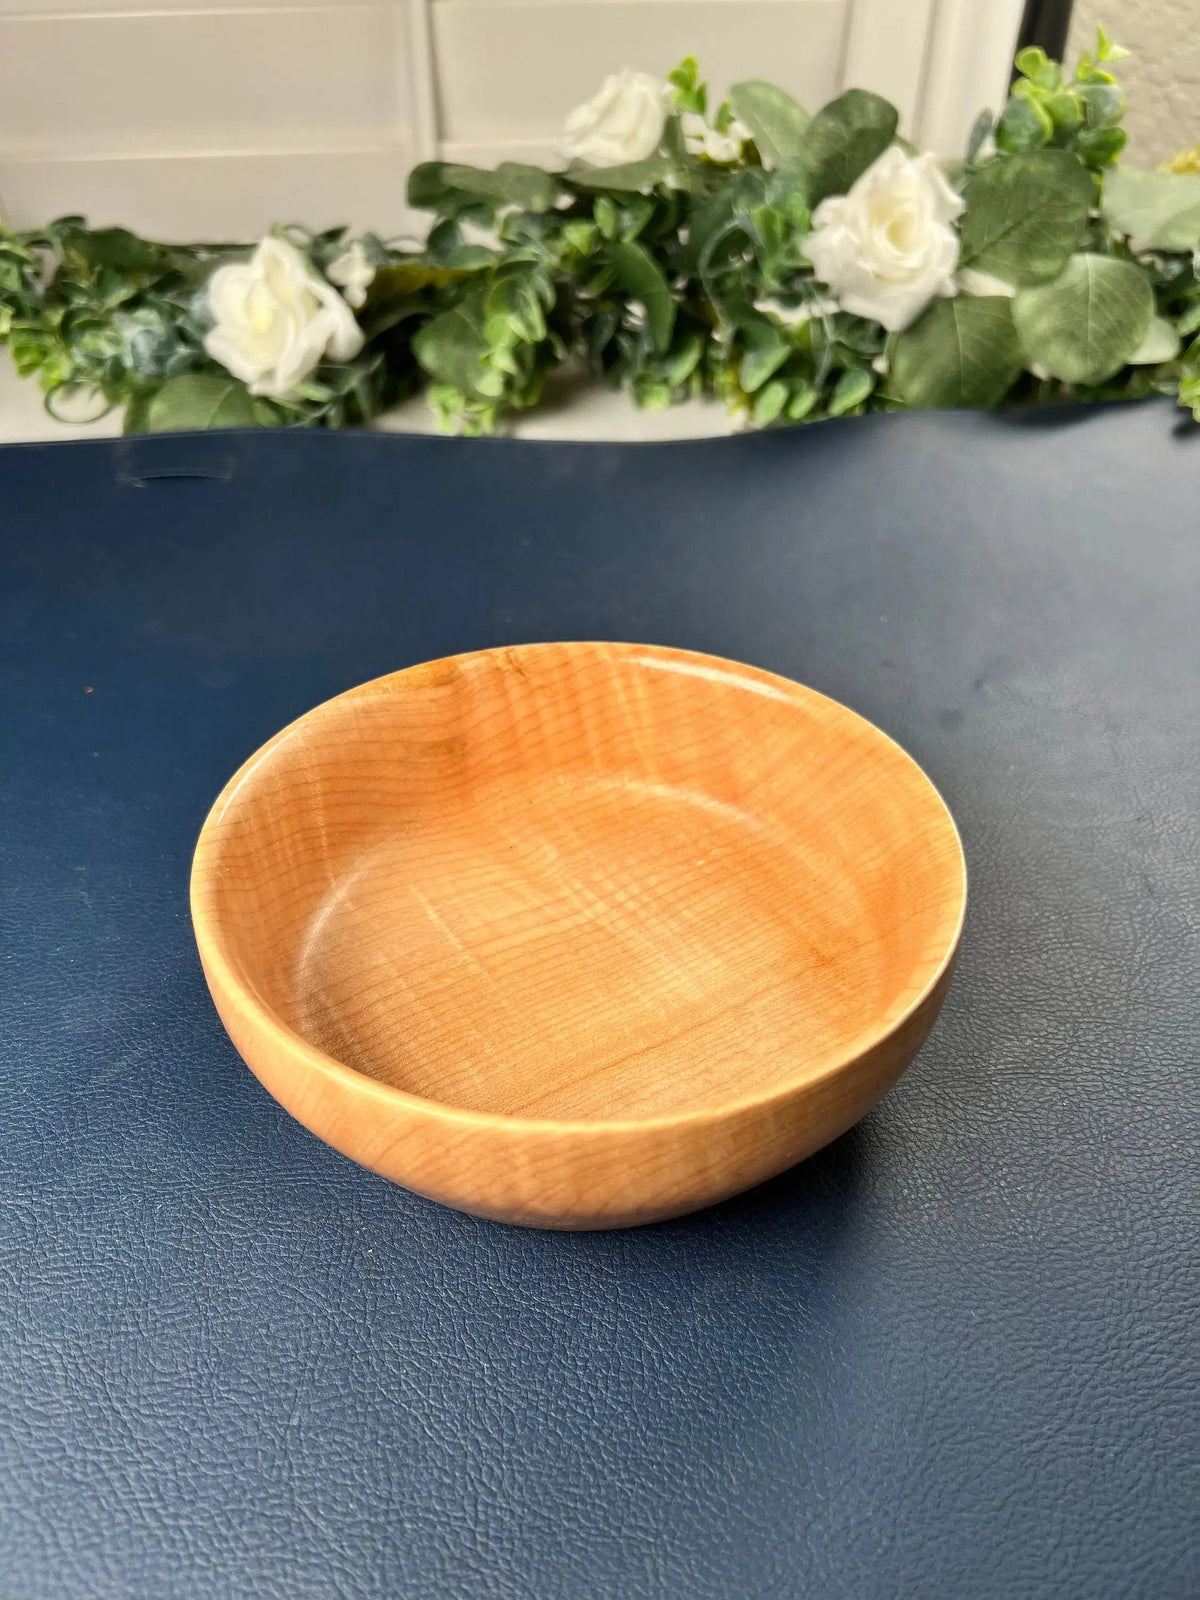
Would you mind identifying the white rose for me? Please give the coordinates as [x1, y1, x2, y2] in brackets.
[563, 69, 668, 167]
[326, 240, 375, 309]
[204, 235, 364, 399]
[806, 146, 964, 333]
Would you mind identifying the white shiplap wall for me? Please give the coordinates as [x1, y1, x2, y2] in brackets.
[0, 0, 1023, 239]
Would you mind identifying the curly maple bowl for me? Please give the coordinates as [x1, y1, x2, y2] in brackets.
[191, 642, 965, 1229]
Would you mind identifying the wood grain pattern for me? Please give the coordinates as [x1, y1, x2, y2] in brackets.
[190, 643, 966, 1228]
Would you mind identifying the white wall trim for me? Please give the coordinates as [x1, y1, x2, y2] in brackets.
[916, 0, 1024, 155]
[0, 0, 1025, 234]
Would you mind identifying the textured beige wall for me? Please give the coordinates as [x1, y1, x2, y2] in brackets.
[1069, 1, 1200, 164]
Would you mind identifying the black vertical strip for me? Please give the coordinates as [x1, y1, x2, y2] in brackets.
[1016, 0, 1077, 64]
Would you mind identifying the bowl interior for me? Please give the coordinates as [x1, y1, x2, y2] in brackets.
[195, 644, 964, 1122]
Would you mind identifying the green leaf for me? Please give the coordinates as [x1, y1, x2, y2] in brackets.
[1013, 253, 1154, 384]
[1126, 315, 1181, 365]
[995, 93, 1054, 153]
[727, 81, 810, 168]
[1103, 167, 1200, 250]
[484, 264, 551, 345]
[566, 154, 673, 192]
[738, 318, 790, 392]
[64, 227, 164, 275]
[407, 162, 473, 214]
[668, 57, 706, 116]
[122, 389, 157, 435]
[659, 117, 701, 191]
[615, 194, 656, 241]
[145, 373, 259, 432]
[439, 162, 560, 212]
[751, 379, 788, 426]
[966, 109, 993, 164]
[679, 186, 735, 271]
[412, 290, 489, 392]
[786, 379, 818, 420]
[827, 366, 874, 416]
[832, 363, 876, 412]
[697, 220, 758, 328]
[959, 149, 1092, 285]
[424, 220, 496, 270]
[1076, 127, 1126, 169]
[406, 160, 563, 216]
[667, 55, 699, 92]
[609, 240, 675, 353]
[1077, 81, 1123, 130]
[890, 296, 1024, 407]
[1045, 91, 1083, 136]
[1014, 46, 1050, 82]
[635, 379, 674, 411]
[660, 332, 705, 388]
[799, 89, 899, 205]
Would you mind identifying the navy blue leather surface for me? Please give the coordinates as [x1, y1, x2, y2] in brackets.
[2, 403, 1198, 1599]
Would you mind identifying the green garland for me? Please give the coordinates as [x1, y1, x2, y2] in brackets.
[3, 31, 1200, 436]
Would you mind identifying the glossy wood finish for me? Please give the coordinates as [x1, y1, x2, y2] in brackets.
[190, 643, 966, 1228]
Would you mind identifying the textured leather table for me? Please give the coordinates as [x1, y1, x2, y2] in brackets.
[2, 401, 1197, 1600]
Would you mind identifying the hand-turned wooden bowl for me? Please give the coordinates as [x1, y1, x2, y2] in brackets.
[191, 642, 965, 1229]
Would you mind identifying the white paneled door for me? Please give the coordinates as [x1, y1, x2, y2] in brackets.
[0, 0, 1023, 239]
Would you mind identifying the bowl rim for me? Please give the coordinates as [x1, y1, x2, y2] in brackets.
[190, 641, 967, 1135]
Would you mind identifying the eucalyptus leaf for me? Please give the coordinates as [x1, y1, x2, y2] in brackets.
[680, 187, 735, 271]
[1102, 167, 1200, 250]
[966, 109, 993, 165]
[610, 240, 675, 353]
[441, 163, 560, 213]
[1076, 127, 1126, 170]
[407, 162, 472, 214]
[828, 366, 874, 416]
[660, 117, 699, 190]
[994, 93, 1053, 153]
[738, 317, 790, 392]
[799, 89, 898, 205]
[408, 160, 548, 219]
[890, 296, 1024, 407]
[1077, 80, 1123, 129]
[425, 221, 496, 270]
[145, 372, 259, 432]
[64, 227, 165, 275]
[1012, 253, 1153, 384]
[1125, 315, 1180, 365]
[786, 379, 818, 420]
[752, 379, 788, 426]
[122, 389, 156, 435]
[566, 154, 673, 193]
[412, 291, 489, 392]
[661, 332, 705, 388]
[959, 149, 1092, 284]
[698, 220, 758, 328]
[727, 81, 810, 167]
